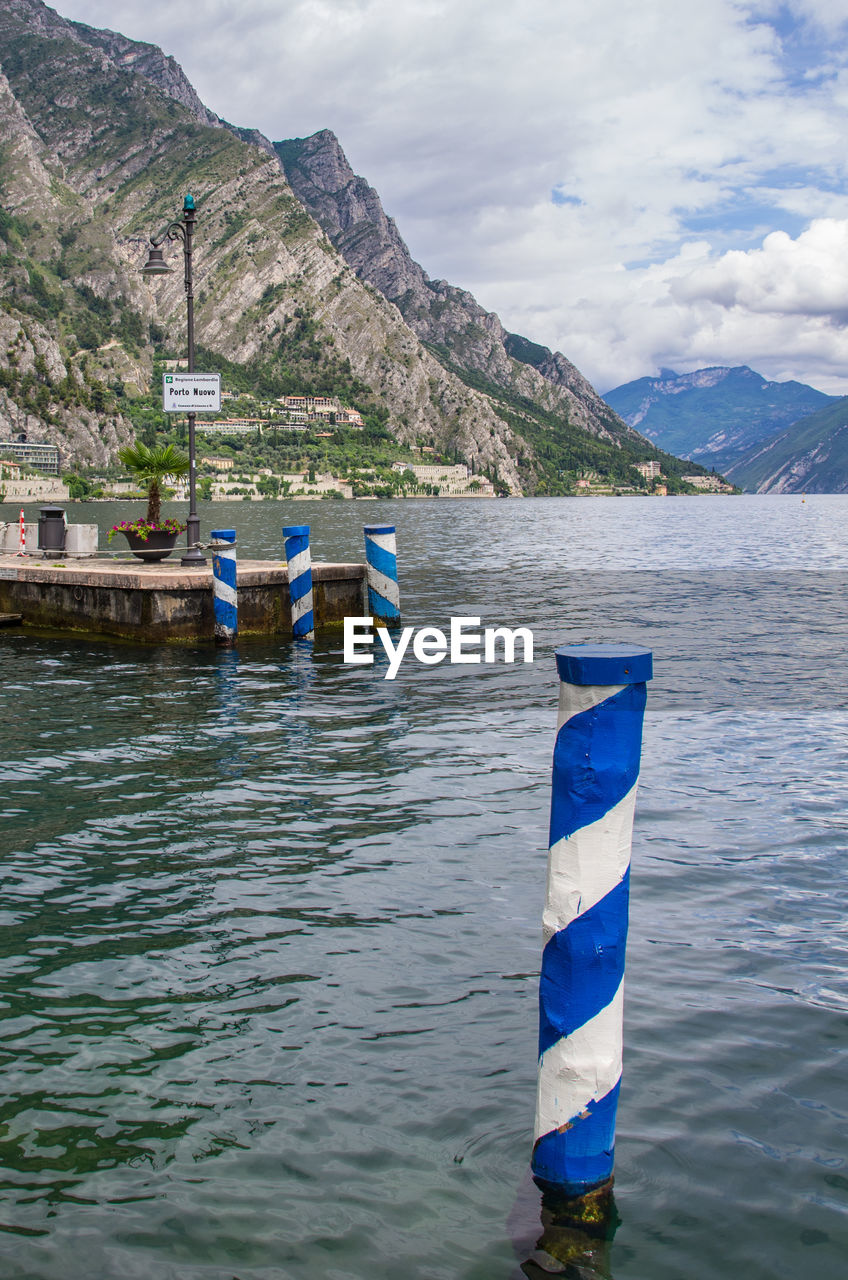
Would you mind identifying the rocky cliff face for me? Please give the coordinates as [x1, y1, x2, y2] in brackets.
[3, 0, 220, 129]
[0, 58, 134, 467]
[60, 6, 279, 157]
[275, 130, 635, 445]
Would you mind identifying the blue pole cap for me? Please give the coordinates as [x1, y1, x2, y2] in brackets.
[184, 193, 195, 211]
[283, 525, 310, 537]
[364, 524, 395, 535]
[555, 643, 653, 686]
[210, 528, 236, 542]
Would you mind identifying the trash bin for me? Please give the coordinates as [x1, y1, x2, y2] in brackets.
[38, 506, 67, 553]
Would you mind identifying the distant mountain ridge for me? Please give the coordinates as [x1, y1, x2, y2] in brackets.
[603, 365, 834, 472]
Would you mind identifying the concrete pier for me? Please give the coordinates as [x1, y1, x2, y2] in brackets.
[0, 554, 367, 643]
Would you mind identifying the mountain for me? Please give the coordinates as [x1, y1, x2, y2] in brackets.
[274, 131, 627, 444]
[603, 366, 834, 472]
[727, 397, 848, 493]
[274, 130, 705, 494]
[0, 0, 695, 494]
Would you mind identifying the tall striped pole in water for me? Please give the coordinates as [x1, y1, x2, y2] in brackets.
[363, 523, 400, 624]
[283, 524, 314, 641]
[532, 643, 652, 1218]
[210, 528, 237, 647]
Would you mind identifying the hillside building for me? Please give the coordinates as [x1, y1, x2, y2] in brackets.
[683, 474, 734, 493]
[0, 441, 61, 474]
[391, 461, 495, 496]
[636, 460, 664, 480]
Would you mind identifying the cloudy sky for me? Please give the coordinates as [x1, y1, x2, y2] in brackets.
[54, 0, 848, 393]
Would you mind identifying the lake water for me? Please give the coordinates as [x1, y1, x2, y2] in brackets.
[1, 494, 847, 1279]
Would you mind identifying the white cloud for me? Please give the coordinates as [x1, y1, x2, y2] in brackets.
[53, 0, 848, 393]
[491, 224, 848, 394]
[671, 220, 848, 316]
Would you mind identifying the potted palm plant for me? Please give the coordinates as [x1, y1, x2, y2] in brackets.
[108, 441, 190, 561]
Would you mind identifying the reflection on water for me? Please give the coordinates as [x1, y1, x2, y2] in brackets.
[1, 497, 848, 1279]
[516, 1179, 618, 1279]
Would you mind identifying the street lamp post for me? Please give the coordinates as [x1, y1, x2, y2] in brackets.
[141, 193, 206, 566]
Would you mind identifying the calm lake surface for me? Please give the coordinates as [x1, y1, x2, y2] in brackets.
[1, 494, 847, 1279]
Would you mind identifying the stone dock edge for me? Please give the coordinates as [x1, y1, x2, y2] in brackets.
[0, 556, 368, 644]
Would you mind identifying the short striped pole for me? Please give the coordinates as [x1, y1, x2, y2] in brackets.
[210, 528, 237, 647]
[363, 523, 400, 624]
[18, 508, 25, 556]
[532, 643, 652, 1215]
[283, 524, 314, 641]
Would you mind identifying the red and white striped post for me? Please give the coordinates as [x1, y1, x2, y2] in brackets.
[17, 508, 26, 556]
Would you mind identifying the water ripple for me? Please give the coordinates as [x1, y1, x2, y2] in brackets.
[2, 498, 848, 1278]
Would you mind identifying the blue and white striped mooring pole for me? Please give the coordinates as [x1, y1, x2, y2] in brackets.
[363, 524, 400, 625]
[283, 524, 314, 641]
[210, 528, 237, 647]
[532, 643, 653, 1216]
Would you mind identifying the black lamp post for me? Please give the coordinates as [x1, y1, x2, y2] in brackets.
[141, 193, 206, 566]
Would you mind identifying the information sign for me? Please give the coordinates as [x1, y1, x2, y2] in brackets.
[162, 372, 221, 413]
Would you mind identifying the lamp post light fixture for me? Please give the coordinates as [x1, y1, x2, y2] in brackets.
[141, 193, 206, 566]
